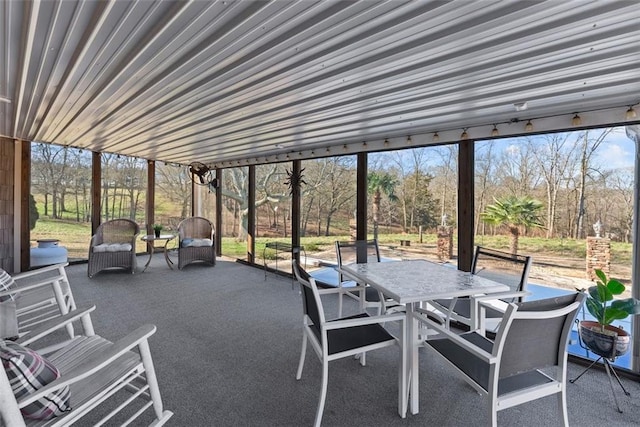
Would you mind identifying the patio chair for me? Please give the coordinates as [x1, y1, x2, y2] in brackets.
[177, 216, 216, 270]
[335, 239, 394, 317]
[292, 259, 405, 427]
[87, 218, 140, 278]
[0, 263, 77, 340]
[419, 292, 585, 427]
[431, 246, 532, 331]
[0, 305, 173, 426]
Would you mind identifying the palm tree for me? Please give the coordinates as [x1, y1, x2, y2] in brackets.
[368, 172, 398, 241]
[481, 195, 543, 254]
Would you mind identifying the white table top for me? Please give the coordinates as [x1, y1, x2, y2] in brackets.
[141, 234, 175, 241]
[339, 259, 509, 304]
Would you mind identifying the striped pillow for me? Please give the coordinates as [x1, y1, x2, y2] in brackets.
[1, 340, 72, 420]
[0, 270, 18, 302]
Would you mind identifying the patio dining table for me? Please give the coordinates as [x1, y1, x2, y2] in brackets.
[338, 259, 509, 418]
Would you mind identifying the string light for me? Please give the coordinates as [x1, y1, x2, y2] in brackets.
[571, 113, 582, 126]
[460, 129, 469, 140]
[626, 105, 637, 120]
[525, 120, 533, 132]
[343, 144, 348, 152]
[491, 125, 499, 137]
[432, 132, 440, 142]
[362, 142, 367, 147]
[383, 138, 389, 147]
[406, 135, 412, 145]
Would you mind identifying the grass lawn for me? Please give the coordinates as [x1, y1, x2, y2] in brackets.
[30, 218, 632, 284]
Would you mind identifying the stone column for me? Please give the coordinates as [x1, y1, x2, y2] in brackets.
[437, 226, 453, 261]
[586, 236, 610, 281]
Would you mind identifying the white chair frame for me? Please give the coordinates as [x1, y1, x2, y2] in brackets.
[417, 293, 585, 427]
[293, 260, 405, 427]
[1, 263, 76, 339]
[0, 305, 173, 426]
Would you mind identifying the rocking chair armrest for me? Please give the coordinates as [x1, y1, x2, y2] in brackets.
[15, 305, 96, 346]
[18, 324, 157, 407]
[0, 275, 67, 298]
[11, 263, 69, 281]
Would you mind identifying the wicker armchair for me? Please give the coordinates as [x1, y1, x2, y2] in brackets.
[88, 219, 140, 278]
[177, 217, 216, 270]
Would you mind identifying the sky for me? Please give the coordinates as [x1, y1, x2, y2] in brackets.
[598, 128, 636, 170]
[485, 126, 635, 172]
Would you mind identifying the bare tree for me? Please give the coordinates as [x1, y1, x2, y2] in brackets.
[528, 134, 579, 238]
[392, 148, 431, 232]
[606, 168, 634, 242]
[312, 157, 356, 236]
[430, 145, 458, 227]
[31, 143, 70, 218]
[495, 141, 541, 196]
[475, 141, 497, 236]
[156, 163, 192, 218]
[573, 129, 613, 238]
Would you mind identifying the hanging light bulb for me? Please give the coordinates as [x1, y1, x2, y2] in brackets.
[524, 120, 533, 132]
[406, 135, 412, 145]
[383, 138, 389, 147]
[626, 105, 637, 120]
[432, 132, 440, 142]
[571, 113, 582, 126]
[343, 144, 348, 152]
[460, 129, 469, 140]
[491, 125, 499, 137]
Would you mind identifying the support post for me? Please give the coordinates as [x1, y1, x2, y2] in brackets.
[458, 139, 474, 272]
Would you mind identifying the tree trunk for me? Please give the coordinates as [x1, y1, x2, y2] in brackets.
[509, 225, 519, 254]
[373, 189, 381, 241]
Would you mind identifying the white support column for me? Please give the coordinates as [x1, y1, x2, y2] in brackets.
[628, 125, 640, 372]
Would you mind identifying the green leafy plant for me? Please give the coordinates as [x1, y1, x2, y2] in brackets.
[153, 224, 163, 232]
[584, 269, 640, 332]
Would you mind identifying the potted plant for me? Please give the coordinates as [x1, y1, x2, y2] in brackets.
[578, 269, 640, 358]
[153, 224, 163, 238]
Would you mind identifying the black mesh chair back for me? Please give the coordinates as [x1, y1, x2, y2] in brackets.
[293, 260, 324, 336]
[499, 293, 581, 378]
[432, 246, 532, 328]
[423, 292, 585, 426]
[335, 239, 381, 266]
[472, 246, 532, 302]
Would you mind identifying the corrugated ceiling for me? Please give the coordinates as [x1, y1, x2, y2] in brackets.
[1, 0, 639, 167]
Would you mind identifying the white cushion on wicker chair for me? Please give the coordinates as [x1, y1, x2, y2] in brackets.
[93, 243, 133, 253]
[182, 238, 212, 248]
